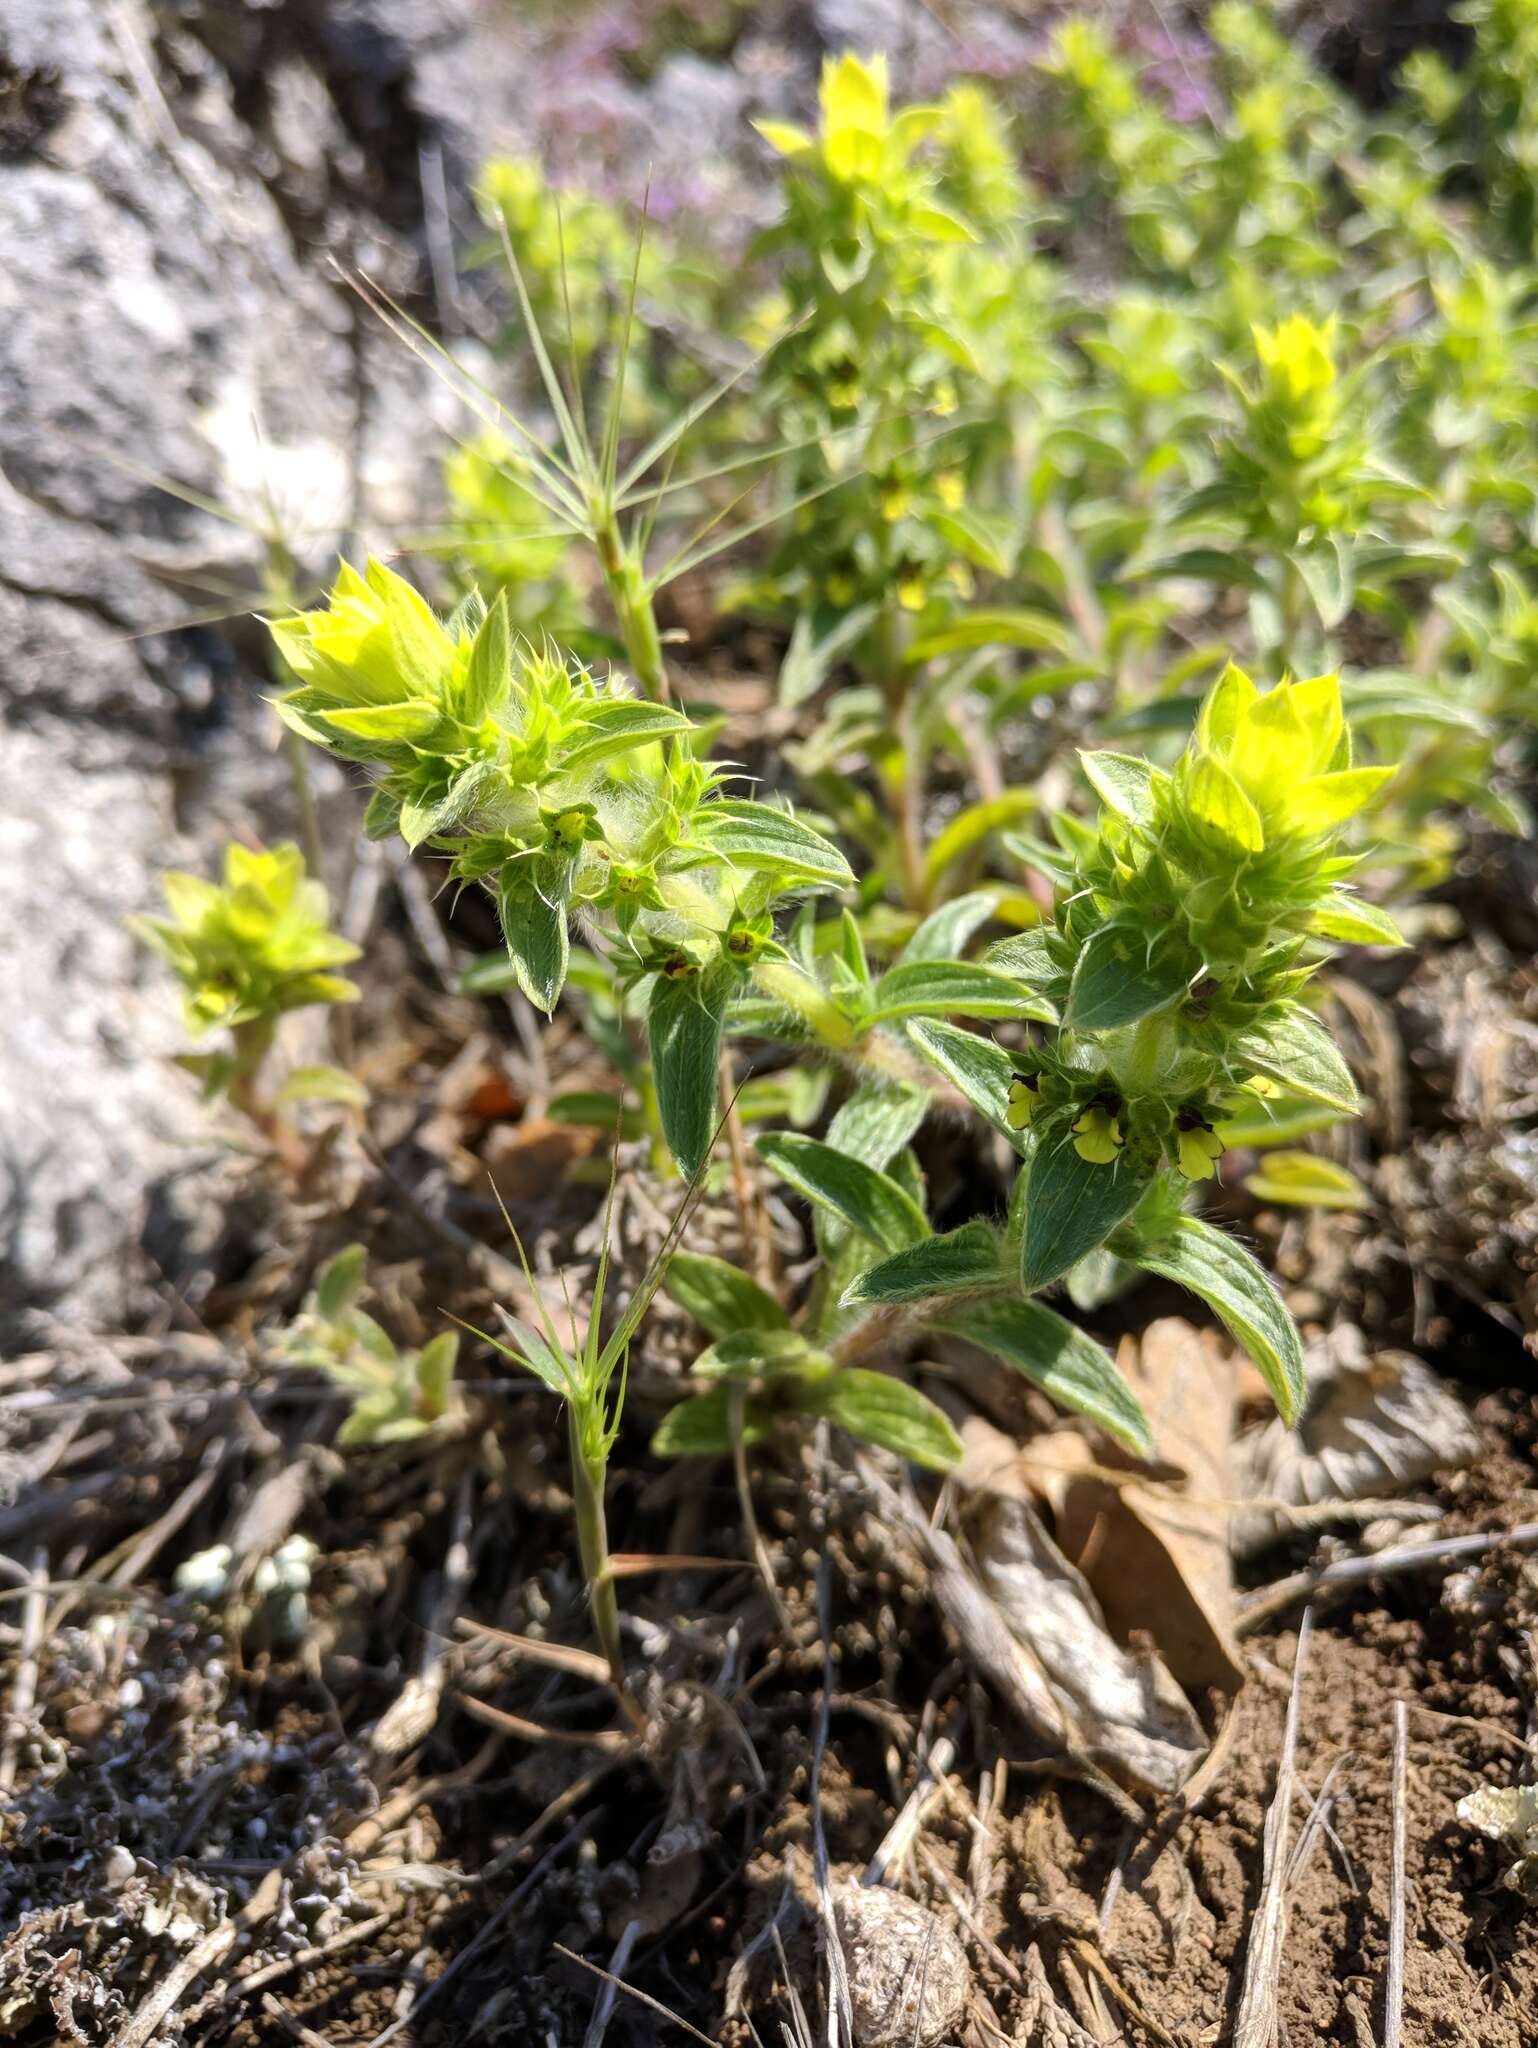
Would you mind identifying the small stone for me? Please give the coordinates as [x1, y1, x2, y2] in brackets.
[831, 1884, 971, 2048]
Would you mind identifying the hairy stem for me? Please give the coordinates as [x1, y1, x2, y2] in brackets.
[567, 1407, 628, 1693]
[594, 509, 669, 702]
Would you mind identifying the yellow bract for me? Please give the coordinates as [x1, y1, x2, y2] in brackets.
[1186, 665, 1392, 850]
[1253, 314, 1337, 408]
[274, 558, 454, 705]
[820, 52, 890, 183]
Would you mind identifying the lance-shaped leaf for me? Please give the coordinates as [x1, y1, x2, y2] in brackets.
[1232, 1004, 1359, 1114]
[1185, 751, 1264, 852]
[923, 791, 1039, 891]
[276, 1064, 368, 1107]
[664, 1253, 789, 1340]
[652, 1387, 767, 1456]
[561, 699, 692, 773]
[1304, 890, 1404, 946]
[1115, 1212, 1305, 1422]
[933, 1297, 1152, 1456]
[983, 927, 1065, 995]
[1242, 1151, 1366, 1211]
[693, 1329, 831, 1381]
[693, 799, 854, 887]
[1019, 1131, 1155, 1293]
[1132, 546, 1273, 592]
[826, 1080, 929, 1170]
[840, 1221, 1004, 1308]
[778, 601, 879, 708]
[400, 761, 493, 850]
[899, 891, 997, 966]
[867, 959, 1056, 1028]
[906, 607, 1076, 662]
[315, 1244, 367, 1319]
[1066, 923, 1195, 1030]
[650, 963, 733, 1179]
[461, 587, 512, 723]
[756, 1132, 929, 1254]
[801, 1368, 963, 1471]
[1079, 751, 1168, 830]
[498, 853, 573, 1014]
[316, 699, 441, 743]
[905, 1017, 1027, 1153]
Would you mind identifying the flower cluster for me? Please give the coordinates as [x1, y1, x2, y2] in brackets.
[132, 842, 359, 1039]
[992, 665, 1400, 1188]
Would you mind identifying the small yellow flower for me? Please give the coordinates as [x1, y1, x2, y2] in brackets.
[1071, 1103, 1123, 1165]
[935, 468, 965, 510]
[931, 378, 958, 418]
[879, 478, 911, 522]
[1006, 1074, 1038, 1131]
[896, 570, 927, 612]
[1176, 1119, 1224, 1181]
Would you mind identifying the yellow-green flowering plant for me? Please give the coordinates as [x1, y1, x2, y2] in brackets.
[853, 666, 1406, 1436]
[270, 558, 863, 1175]
[132, 841, 362, 1131]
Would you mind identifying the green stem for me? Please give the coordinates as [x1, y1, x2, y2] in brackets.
[567, 1407, 626, 1690]
[752, 960, 858, 1052]
[594, 508, 668, 702]
[228, 1016, 278, 1135]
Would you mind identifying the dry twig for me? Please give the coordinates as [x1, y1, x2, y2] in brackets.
[1232, 1610, 1314, 2048]
[1384, 1699, 1409, 2048]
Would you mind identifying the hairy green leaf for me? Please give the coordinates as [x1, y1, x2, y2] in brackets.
[801, 1368, 962, 1470]
[561, 699, 692, 772]
[664, 1252, 789, 1340]
[934, 1298, 1152, 1455]
[1066, 924, 1194, 1030]
[867, 958, 1055, 1027]
[1305, 891, 1405, 946]
[315, 1244, 367, 1319]
[905, 1017, 1027, 1153]
[840, 1221, 1004, 1308]
[1232, 1005, 1359, 1114]
[650, 963, 732, 1178]
[1079, 751, 1166, 829]
[1118, 1213, 1305, 1421]
[899, 892, 997, 966]
[826, 1080, 929, 1170]
[906, 609, 1076, 663]
[694, 800, 853, 887]
[756, 1132, 929, 1253]
[651, 1387, 766, 1457]
[1019, 1132, 1155, 1292]
[693, 1329, 830, 1381]
[498, 855, 573, 1014]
